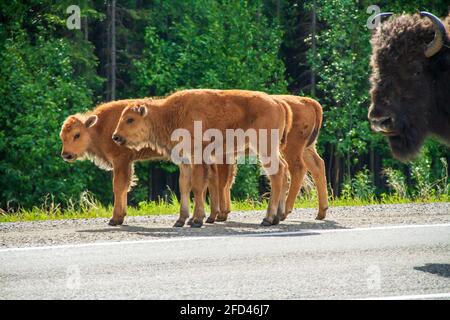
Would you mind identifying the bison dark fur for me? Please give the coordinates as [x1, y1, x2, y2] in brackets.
[368, 13, 450, 161]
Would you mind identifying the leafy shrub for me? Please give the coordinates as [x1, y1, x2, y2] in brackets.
[382, 168, 408, 199]
[130, 0, 288, 200]
[0, 32, 105, 209]
[341, 169, 375, 201]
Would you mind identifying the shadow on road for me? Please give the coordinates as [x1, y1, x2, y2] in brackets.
[414, 264, 450, 278]
[77, 219, 347, 239]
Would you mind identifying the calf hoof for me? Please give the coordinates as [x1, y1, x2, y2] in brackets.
[205, 217, 215, 224]
[261, 218, 273, 226]
[316, 208, 328, 220]
[280, 212, 289, 222]
[108, 218, 123, 226]
[272, 215, 280, 226]
[216, 215, 228, 222]
[187, 218, 193, 226]
[173, 220, 185, 228]
[190, 219, 203, 228]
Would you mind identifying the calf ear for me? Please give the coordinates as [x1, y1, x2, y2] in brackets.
[138, 105, 148, 117]
[85, 115, 98, 128]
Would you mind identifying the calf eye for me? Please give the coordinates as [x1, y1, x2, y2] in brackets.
[127, 118, 134, 124]
[74, 133, 80, 140]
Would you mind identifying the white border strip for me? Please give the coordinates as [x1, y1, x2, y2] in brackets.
[359, 292, 450, 300]
[1, 223, 449, 253]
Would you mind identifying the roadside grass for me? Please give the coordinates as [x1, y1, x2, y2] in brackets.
[1, 191, 448, 223]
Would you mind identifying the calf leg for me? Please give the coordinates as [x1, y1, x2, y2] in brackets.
[284, 155, 307, 220]
[206, 164, 221, 223]
[304, 146, 329, 220]
[109, 160, 133, 226]
[216, 164, 236, 222]
[276, 156, 291, 222]
[190, 164, 209, 228]
[261, 154, 287, 226]
[174, 164, 192, 227]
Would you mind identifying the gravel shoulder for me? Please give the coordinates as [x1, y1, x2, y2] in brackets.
[1, 202, 449, 248]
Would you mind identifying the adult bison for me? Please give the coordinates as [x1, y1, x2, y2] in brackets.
[368, 12, 450, 161]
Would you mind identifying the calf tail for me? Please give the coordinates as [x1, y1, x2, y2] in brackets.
[279, 100, 293, 149]
[306, 98, 323, 147]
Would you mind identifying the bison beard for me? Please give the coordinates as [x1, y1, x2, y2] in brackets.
[387, 122, 427, 162]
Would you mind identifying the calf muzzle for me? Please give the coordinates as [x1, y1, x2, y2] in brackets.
[112, 134, 126, 145]
[61, 152, 76, 161]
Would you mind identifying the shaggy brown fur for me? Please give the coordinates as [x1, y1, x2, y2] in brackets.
[368, 13, 450, 161]
[208, 96, 328, 223]
[114, 89, 292, 227]
[61, 99, 166, 226]
[61, 99, 230, 227]
[61, 94, 327, 228]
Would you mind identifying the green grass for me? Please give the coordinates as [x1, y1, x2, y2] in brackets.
[0, 192, 448, 223]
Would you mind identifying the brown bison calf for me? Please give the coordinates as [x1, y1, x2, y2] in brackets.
[61, 99, 224, 227]
[60, 99, 165, 226]
[113, 89, 292, 227]
[61, 93, 328, 227]
[210, 95, 328, 223]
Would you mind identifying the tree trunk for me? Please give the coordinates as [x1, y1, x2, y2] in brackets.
[333, 151, 341, 197]
[110, 0, 116, 100]
[311, 0, 317, 96]
[107, 0, 116, 101]
[370, 143, 375, 186]
[83, 16, 88, 41]
[276, 0, 281, 20]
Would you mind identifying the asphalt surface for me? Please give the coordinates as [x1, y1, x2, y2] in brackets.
[0, 203, 449, 299]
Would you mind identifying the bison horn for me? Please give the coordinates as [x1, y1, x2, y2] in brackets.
[373, 12, 393, 21]
[420, 11, 448, 58]
[372, 12, 393, 28]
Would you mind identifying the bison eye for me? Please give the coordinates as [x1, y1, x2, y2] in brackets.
[127, 118, 134, 124]
[74, 133, 80, 140]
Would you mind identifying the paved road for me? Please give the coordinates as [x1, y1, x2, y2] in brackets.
[1, 205, 450, 299]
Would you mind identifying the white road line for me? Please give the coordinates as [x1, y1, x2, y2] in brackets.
[359, 292, 450, 300]
[1, 223, 449, 253]
[246, 222, 450, 236]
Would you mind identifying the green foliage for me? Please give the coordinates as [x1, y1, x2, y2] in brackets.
[2, 190, 447, 223]
[306, 0, 374, 158]
[0, 0, 448, 212]
[410, 147, 449, 199]
[341, 168, 376, 201]
[132, 0, 287, 96]
[231, 160, 261, 201]
[382, 146, 449, 200]
[130, 0, 288, 199]
[0, 3, 107, 209]
[382, 167, 408, 199]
